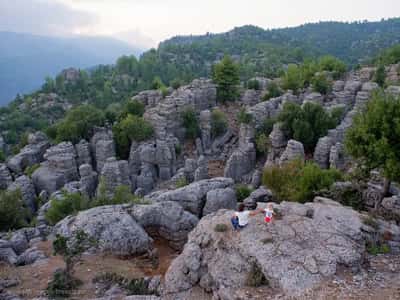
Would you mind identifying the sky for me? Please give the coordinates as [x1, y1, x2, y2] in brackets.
[1, 0, 400, 49]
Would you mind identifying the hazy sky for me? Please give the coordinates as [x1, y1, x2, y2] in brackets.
[1, 0, 400, 48]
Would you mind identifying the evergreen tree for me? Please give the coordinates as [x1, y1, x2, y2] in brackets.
[212, 55, 240, 102]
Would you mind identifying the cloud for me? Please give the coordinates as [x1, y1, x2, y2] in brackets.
[113, 30, 156, 49]
[0, 0, 98, 36]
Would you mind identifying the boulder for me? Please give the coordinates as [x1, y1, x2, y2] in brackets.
[164, 200, 367, 298]
[7, 132, 49, 174]
[153, 177, 234, 216]
[313, 136, 333, 169]
[243, 186, 273, 210]
[303, 92, 323, 105]
[224, 143, 256, 182]
[0, 240, 18, 265]
[279, 139, 305, 165]
[130, 201, 198, 249]
[32, 142, 79, 195]
[16, 247, 46, 266]
[386, 85, 400, 97]
[184, 158, 197, 183]
[0, 163, 13, 190]
[203, 188, 237, 216]
[194, 156, 208, 182]
[54, 205, 153, 256]
[8, 175, 36, 213]
[9, 231, 29, 255]
[98, 157, 130, 197]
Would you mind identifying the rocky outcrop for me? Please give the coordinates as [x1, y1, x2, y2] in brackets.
[78, 164, 98, 197]
[144, 79, 216, 139]
[152, 177, 234, 216]
[163, 200, 371, 298]
[203, 188, 237, 216]
[32, 142, 79, 195]
[54, 205, 153, 256]
[132, 90, 164, 108]
[130, 201, 198, 249]
[199, 110, 212, 152]
[91, 127, 116, 173]
[313, 136, 334, 169]
[279, 139, 305, 165]
[99, 157, 130, 197]
[194, 156, 209, 182]
[75, 139, 92, 166]
[7, 132, 50, 174]
[265, 123, 287, 167]
[243, 186, 273, 209]
[8, 175, 36, 213]
[0, 163, 12, 190]
[224, 142, 256, 183]
[241, 89, 262, 106]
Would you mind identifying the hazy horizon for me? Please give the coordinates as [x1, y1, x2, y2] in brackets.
[1, 0, 399, 49]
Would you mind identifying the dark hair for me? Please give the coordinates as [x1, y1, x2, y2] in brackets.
[238, 203, 245, 212]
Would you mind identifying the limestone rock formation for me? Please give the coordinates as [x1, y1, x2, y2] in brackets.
[54, 205, 152, 256]
[7, 132, 50, 174]
[313, 136, 334, 169]
[98, 157, 130, 197]
[130, 201, 198, 249]
[203, 188, 237, 216]
[243, 186, 273, 209]
[279, 139, 305, 165]
[90, 127, 116, 173]
[224, 142, 256, 182]
[0, 163, 12, 190]
[31, 142, 79, 195]
[75, 139, 92, 166]
[8, 175, 36, 213]
[152, 177, 234, 216]
[163, 200, 370, 298]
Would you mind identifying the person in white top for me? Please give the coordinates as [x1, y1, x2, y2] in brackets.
[231, 203, 259, 230]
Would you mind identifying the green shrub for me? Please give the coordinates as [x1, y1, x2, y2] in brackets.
[374, 64, 386, 87]
[24, 164, 40, 178]
[312, 73, 332, 95]
[55, 105, 105, 143]
[263, 82, 282, 101]
[105, 103, 123, 123]
[246, 263, 268, 287]
[255, 133, 269, 154]
[176, 177, 188, 188]
[362, 216, 379, 229]
[171, 78, 183, 89]
[318, 55, 346, 79]
[235, 184, 253, 202]
[214, 223, 228, 232]
[46, 269, 81, 299]
[160, 86, 169, 98]
[211, 109, 228, 138]
[0, 150, 5, 163]
[45, 192, 90, 225]
[237, 108, 253, 124]
[0, 189, 28, 231]
[367, 243, 391, 255]
[247, 79, 260, 90]
[113, 115, 154, 159]
[174, 143, 182, 156]
[122, 100, 145, 118]
[181, 108, 200, 140]
[126, 278, 154, 296]
[282, 64, 304, 93]
[262, 160, 342, 203]
[151, 76, 164, 90]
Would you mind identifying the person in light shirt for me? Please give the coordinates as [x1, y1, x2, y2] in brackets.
[231, 203, 259, 230]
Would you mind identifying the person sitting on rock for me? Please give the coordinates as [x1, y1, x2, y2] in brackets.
[264, 203, 275, 224]
[231, 203, 259, 230]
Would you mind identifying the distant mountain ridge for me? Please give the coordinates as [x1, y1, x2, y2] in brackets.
[0, 31, 143, 105]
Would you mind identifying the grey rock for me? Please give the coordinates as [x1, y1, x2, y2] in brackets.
[9, 231, 28, 255]
[332, 81, 345, 92]
[344, 81, 362, 94]
[194, 156, 208, 182]
[153, 177, 234, 216]
[8, 175, 37, 213]
[250, 169, 262, 189]
[184, 159, 197, 183]
[243, 186, 273, 209]
[386, 85, 400, 97]
[16, 247, 46, 266]
[98, 157, 130, 197]
[54, 205, 152, 256]
[7, 132, 50, 174]
[91, 127, 116, 172]
[132, 90, 164, 107]
[130, 201, 198, 249]
[361, 82, 379, 92]
[314, 136, 334, 169]
[224, 143, 256, 182]
[241, 89, 262, 106]
[279, 139, 305, 165]
[78, 164, 98, 197]
[203, 188, 237, 216]
[0, 164, 12, 190]
[164, 200, 366, 297]
[329, 142, 346, 170]
[75, 139, 92, 166]
[200, 110, 212, 151]
[32, 142, 79, 195]
[0, 246, 18, 265]
[304, 92, 324, 105]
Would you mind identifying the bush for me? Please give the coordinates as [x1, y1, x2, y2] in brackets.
[181, 109, 200, 140]
[214, 223, 228, 232]
[237, 108, 253, 124]
[0, 189, 28, 231]
[255, 133, 269, 154]
[247, 79, 260, 90]
[262, 160, 342, 203]
[45, 192, 90, 225]
[0, 150, 5, 163]
[262, 82, 282, 101]
[24, 164, 40, 178]
[282, 64, 304, 93]
[211, 109, 228, 138]
[278, 102, 340, 152]
[151, 76, 164, 90]
[113, 115, 154, 158]
[374, 64, 386, 87]
[235, 184, 253, 202]
[175, 177, 188, 188]
[121, 100, 145, 118]
[367, 243, 391, 255]
[46, 269, 81, 299]
[312, 73, 332, 95]
[55, 105, 105, 143]
[246, 263, 268, 287]
[171, 78, 183, 89]
[105, 103, 123, 124]
[318, 55, 346, 79]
